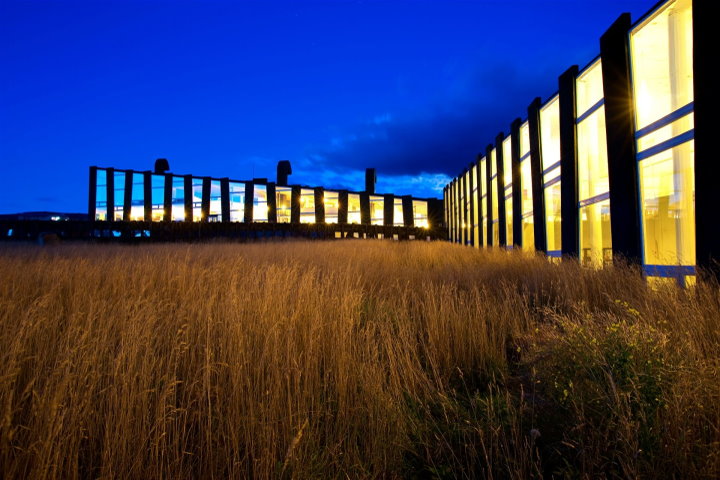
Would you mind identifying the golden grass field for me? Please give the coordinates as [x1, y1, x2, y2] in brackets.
[1, 240, 719, 479]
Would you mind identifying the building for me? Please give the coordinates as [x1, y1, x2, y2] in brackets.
[88, 162, 444, 238]
[444, 0, 717, 284]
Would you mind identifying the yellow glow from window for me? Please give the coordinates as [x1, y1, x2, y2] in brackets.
[580, 199, 612, 267]
[393, 198, 404, 226]
[413, 200, 428, 228]
[577, 108, 609, 201]
[545, 181, 561, 252]
[505, 195, 513, 246]
[540, 95, 560, 171]
[370, 195, 384, 225]
[502, 136, 512, 188]
[348, 194, 361, 224]
[520, 122, 530, 157]
[275, 187, 291, 223]
[300, 188, 315, 223]
[576, 59, 603, 115]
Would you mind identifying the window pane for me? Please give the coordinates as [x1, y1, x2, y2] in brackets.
[114, 171, 125, 221]
[130, 173, 144, 220]
[520, 121, 530, 158]
[413, 200, 428, 228]
[95, 169, 107, 220]
[209, 180, 221, 221]
[580, 200, 612, 267]
[502, 136, 512, 188]
[472, 165, 479, 247]
[151, 174, 164, 221]
[480, 157, 487, 246]
[522, 215, 535, 252]
[393, 198, 404, 226]
[577, 108, 609, 201]
[229, 182, 245, 222]
[299, 188, 315, 223]
[545, 181, 562, 252]
[325, 191, 339, 224]
[630, 0, 693, 131]
[192, 178, 203, 221]
[254, 184, 268, 222]
[505, 193, 513, 246]
[540, 96, 561, 171]
[370, 195, 384, 225]
[639, 140, 695, 265]
[171, 176, 185, 221]
[576, 59, 603, 115]
[348, 194, 361, 224]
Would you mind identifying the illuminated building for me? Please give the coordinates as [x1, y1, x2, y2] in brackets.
[445, 0, 716, 283]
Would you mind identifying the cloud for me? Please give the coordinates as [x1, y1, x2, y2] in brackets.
[312, 61, 556, 180]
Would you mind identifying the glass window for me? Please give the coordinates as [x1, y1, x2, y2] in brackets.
[229, 182, 245, 222]
[505, 192, 513, 247]
[631, 0, 695, 273]
[480, 157, 487, 247]
[472, 164, 479, 248]
[413, 200, 428, 228]
[370, 195, 384, 225]
[130, 173, 144, 220]
[209, 180, 221, 222]
[393, 197, 404, 226]
[254, 184, 268, 222]
[114, 171, 125, 221]
[580, 200, 612, 267]
[325, 191, 339, 224]
[191, 177, 203, 221]
[275, 186, 291, 223]
[171, 176, 185, 221]
[95, 168, 107, 220]
[521, 160, 534, 251]
[541, 95, 562, 252]
[576, 60, 611, 266]
[151, 174, 164, 221]
[490, 149, 499, 245]
[502, 136, 512, 189]
[520, 122, 530, 159]
[299, 188, 315, 223]
[348, 193, 361, 224]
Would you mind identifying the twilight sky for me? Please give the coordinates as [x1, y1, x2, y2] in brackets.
[1, 0, 658, 214]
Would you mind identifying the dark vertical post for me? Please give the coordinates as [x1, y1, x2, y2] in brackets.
[485, 145, 494, 246]
[201, 177, 211, 222]
[266, 182, 276, 223]
[693, 0, 719, 281]
[402, 195, 414, 227]
[221, 178, 230, 222]
[475, 154, 484, 247]
[144, 171, 152, 222]
[314, 187, 325, 223]
[107, 168, 115, 222]
[163, 174, 172, 222]
[384, 194, 394, 226]
[184, 175, 193, 223]
[511, 118, 523, 248]
[365, 168, 376, 194]
[496, 133, 507, 247]
[338, 190, 348, 224]
[559, 66, 579, 258]
[360, 193, 371, 225]
[601, 13, 641, 265]
[123, 171, 132, 222]
[244, 182, 254, 223]
[528, 97, 547, 253]
[88, 166, 97, 221]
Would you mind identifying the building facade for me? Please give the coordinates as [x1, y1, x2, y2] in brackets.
[444, 0, 716, 284]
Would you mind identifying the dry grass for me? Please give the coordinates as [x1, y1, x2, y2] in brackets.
[0, 240, 718, 479]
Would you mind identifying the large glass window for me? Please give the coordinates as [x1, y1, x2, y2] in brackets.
[113, 171, 125, 221]
[370, 195, 384, 225]
[480, 157, 487, 247]
[577, 60, 611, 267]
[413, 200, 429, 228]
[502, 137, 513, 247]
[151, 174, 164, 221]
[229, 182, 245, 222]
[348, 194, 361, 224]
[209, 180, 221, 222]
[540, 96, 562, 254]
[460, 173, 468, 243]
[171, 176, 185, 221]
[130, 173, 144, 220]
[275, 186, 291, 223]
[325, 191, 339, 224]
[471, 164, 479, 247]
[631, 0, 694, 279]
[300, 188, 315, 223]
[520, 121, 534, 251]
[191, 178, 203, 221]
[393, 197, 404, 226]
[95, 169, 107, 220]
[254, 184, 268, 222]
[490, 149, 499, 246]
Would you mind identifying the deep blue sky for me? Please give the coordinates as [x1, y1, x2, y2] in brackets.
[1, 0, 658, 214]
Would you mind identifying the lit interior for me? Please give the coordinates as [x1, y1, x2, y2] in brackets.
[521, 159, 534, 251]
[229, 182, 245, 222]
[253, 184, 268, 222]
[490, 149, 499, 245]
[480, 156, 487, 246]
[502, 136, 513, 246]
[348, 194, 361, 224]
[370, 195, 384, 226]
[413, 200, 429, 228]
[393, 197, 404, 227]
[191, 177, 203, 221]
[299, 188, 315, 223]
[130, 173, 144, 220]
[325, 190, 339, 224]
[95, 169, 107, 220]
[576, 60, 611, 266]
[113, 171, 125, 221]
[631, 0, 695, 276]
[471, 164, 479, 247]
[151, 174, 164, 221]
[540, 95, 561, 253]
[171, 176, 185, 221]
[209, 180, 221, 221]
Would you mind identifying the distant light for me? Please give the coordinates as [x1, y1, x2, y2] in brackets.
[51, 216, 61, 221]
[7, 229, 13, 237]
